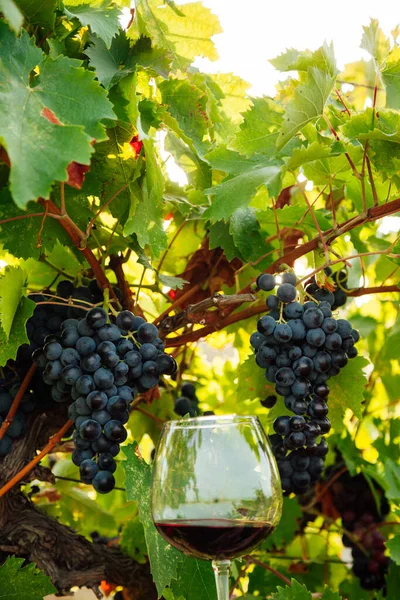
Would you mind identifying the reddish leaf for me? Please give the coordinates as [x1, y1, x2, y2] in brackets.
[130, 135, 144, 157]
[66, 162, 90, 189]
[41, 107, 62, 125]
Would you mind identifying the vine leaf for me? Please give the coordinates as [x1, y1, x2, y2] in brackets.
[386, 535, 400, 564]
[0, 297, 35, 367]
[360, 18, 390, 67]
[15, 0, 57, 29]
[0, 266, 29, 339]
[276, 68, 336, 150]
[382, 48, 400, 110]
[0, 0, 23, 32]
[263, 496, 301, 550]
[0, 556, 56, 599]
[123, 139, 167, 256]
[230, 207, 273, 262]
[133, 0, 221, 70]
[270, 42, 337, 77]
[123, 445, 182, 597]
[203, 164, 282, 223]
[169, 555, 217, 600]
[64, 0, 122, 48]
[286, 141, 332, 171]
[271, 580, 341, 599]
[0, 22, 115, 208]
[341, 108, 400, 143]
[236, 354, 275, 403]
[328, 356, 369, 430]
[231, 97, 284, 158]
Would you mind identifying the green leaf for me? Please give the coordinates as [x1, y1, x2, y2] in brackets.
[360, 19, 390, 66]
[263, 496, 301, 550]
[320, 589, 342, 600]
[0, 0, 24, 32]
[0, 266, 28, 339]
[0, 296, 35, 366]
[208, 220, 240, 262]
[386, 535, 400, 564]
[383, 458, 400, 501]
[0, 556, 56, 599]
[64, 0, 122, 48]
[328, 356, 369, 430]
[286, 141, 332, 171]
[271, 42, 337, 77]
[236, 354, 275, 403]
[0, 22, 115, 208]
[386, 564, 400, 599]
[169, 555, 217, 600]
[160, 78, 211, 156]
[203, 165, 282, 223]
[276, 68, 336, 150]
[205, 146, 263, 176]
[271, 579, 312, 600]
[123, 139, 167, 256]
[229, 207, 272, 262]
[86, 31, 131, 89]
[341, 108, 400, 143]
[134, 0, 221, 70]
[231, 97, 284, 157]
[120, 517, 148, 564]
[382, 47, 400, 110]
[123, 445, 182, 596]
[158, 274, 188, 290]
[15, 0, 57, 29]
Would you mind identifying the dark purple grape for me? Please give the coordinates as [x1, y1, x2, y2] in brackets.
[257, 315, 276, 336]
[256, 273, 276, 291]
[87, 307, 108, 329]
[273, 416, 290, 436]
[277, 283, 297, 303]
[92, 470, 115, 494]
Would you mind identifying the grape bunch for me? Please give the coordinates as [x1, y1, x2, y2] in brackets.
[325, 464, 390, 590]
[17, 279, 123, 364]
[35, 307, 177, 493]
[251, 272, 360, 494]
[305, 267, 349, 310]
[0, 373, 37, 457]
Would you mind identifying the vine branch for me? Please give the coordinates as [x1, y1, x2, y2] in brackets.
[0, 364, 37, 441]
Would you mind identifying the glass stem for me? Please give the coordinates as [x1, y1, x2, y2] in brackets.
[212, 559, 231, 600]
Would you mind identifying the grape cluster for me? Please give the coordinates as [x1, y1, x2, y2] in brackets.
[326, 465, 390, 590]
[305, 267, 348, 310]
[17, 279, 122, 364]
[0, 374, 36, 456]
[251, 272, 360, 494]
[35, 307, 177, 493]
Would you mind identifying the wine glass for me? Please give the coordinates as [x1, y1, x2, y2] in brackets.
[151, 415, 283, 600]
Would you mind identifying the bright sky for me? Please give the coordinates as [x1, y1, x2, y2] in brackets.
[188, 0, 399, 96]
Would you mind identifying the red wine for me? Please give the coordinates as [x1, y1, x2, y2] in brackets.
[155, 518, 275, 560]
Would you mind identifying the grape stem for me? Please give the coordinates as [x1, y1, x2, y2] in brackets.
[0, 364, 37, 441]
[246, 556, 291, 586]
[0, 419, 73, 498]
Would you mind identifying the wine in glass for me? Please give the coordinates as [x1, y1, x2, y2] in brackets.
[151, 415, 283, 600]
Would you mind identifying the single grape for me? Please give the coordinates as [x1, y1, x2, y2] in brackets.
[156, 354, 177, 375]
[72, 448, 94, 466]
[290, 416, 306, 431]
[44, 360, 63, 381]
[322, 317, 337, 334]
[303, 344, 317, 358]
[137, 322, 158, 343]
[347, 346, 358, 359]
[79, 419, 102, 441]
[331, 350, 348, 368]
[98, 324, 121, 342]
[92, 470, 115, 494]
[102, 352, 120, 368]
[44, 341, 63, 361]
[276, 283, 297, 303]
[266, 295, 279, 310]
[116, 310, 136, 331]
[256, 273, 276, 291]
[288, 346, 302, 360]
[77, 318, 95, 337]
[60, 348, 80, 367]
[257, 315, 276, 336]
[275, 367, 296, 387]
[94, 368, 114, 389]
[61, 327, 80, 348]
[139, 343, 159, 361]
[288, 319, 306, 341]
[107, 396, 126, 416]
[75, 396, 91, 416]
[292, 470, 311, 490]
[306, 328, 326, 347]
[288, 431, 306, 448]
[293, 356, 313, 377]
[290, 450, 310, 471]
[266, 364, 279, 383]
[73, 431, 91, 450]
[75, 375, 95, 396]
[92, 410, 112, 426]
[292, 399, 308, 415]
[277, 458, 294, 478]
[86, 390, 108, 411]
[274, 323, 292, 343]
[308, 400, 328, 418]
[87, 307, 108, 329]
[57, 280, 75, 298]
[313, 351, 332, 373]
[273, 415, 291, 436]
[303, 308, 324, 329]
[98, 453, 117, 473]
[281, 272, 297, 286]
[116, 339, 134, 357]
[97, 341, 117, 357]
[76, 336, 96, 356]
[80, 459, 98, 481]
[104, 420, 127, 443]
[336, 319, 352, 338]
[291, 378, 311, 398]
[313, 384, 329, 398]
[61, 365, 82, 386]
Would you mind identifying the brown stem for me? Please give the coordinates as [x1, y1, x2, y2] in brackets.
[298, 184, 330, 260]
[85, 183, 129, 238]
[153, 283, 201, 326]
[0, 420, 73, 498]
[0, 364, 37, 441]
[323, 114, 361, 178]
[246, 556, 292, 586]
[38, 198, 116, 299]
